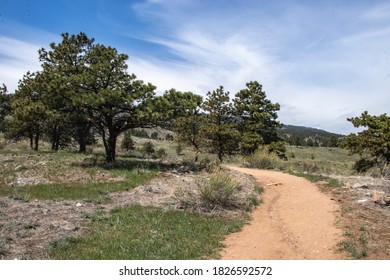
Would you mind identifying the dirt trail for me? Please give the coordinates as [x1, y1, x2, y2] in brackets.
[221, 166, 344, 260]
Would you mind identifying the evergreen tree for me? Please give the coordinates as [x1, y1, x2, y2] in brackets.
[0, 84, 12, 133]
[7, 72, 48, 150]
[79, 43, 156, 163]
[121, 131, 135, 151]
[342, 111, 390, 176]
[233, 81, 282, 155]
[201, 86, 239, 162]
[163, 89, 204, 161]
[39, 32, 95, 153]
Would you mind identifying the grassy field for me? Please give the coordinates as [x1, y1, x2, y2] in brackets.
[238, 145, 360, 176]
[50, 205, 245, 259]
[0, 137, 253, 260]
[286, 146, 360, 175]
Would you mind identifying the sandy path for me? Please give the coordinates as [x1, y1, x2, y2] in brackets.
[221, 166, 344, 260]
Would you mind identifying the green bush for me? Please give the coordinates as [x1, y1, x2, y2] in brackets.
[156, 148, 167, 159]
[165, 134, 174, 141]
[121, 132, 134, 151]
[176, 143, 183, 155]
[130, 129, 149, 139]
[243, 148, 284, 170]
[200, 172, 241, 210]
[150, 131, 159, 140]
[141, 142, 155, 156]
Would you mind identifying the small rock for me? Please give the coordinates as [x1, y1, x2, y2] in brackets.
[76, 203, 83, 207]
[357, 199, 370, 204]
[371, 191, 381, 203]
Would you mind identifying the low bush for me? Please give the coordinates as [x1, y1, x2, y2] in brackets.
[199, 171, 241, 210]
[141, 142, 155, 157]
[156, 148, 167, 159]
[243, 148, 285, 170]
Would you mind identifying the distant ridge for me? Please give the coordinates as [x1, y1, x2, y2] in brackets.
[277, 124, 344, 147]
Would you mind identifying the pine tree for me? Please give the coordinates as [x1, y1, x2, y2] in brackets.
[201, 86, 239, 162]
[233, 81, 282, 155]
[163, 89, 204, 161]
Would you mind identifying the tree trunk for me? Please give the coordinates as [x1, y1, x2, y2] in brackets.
[34, 130, 40, 151]
[29, 132, 34, 150]
[102, 130, 117, 164]
[51, 126, 60, 152]
[77, 125, 91, 154]
[78, 138, 87, 154]
[105, 135, 117, 163]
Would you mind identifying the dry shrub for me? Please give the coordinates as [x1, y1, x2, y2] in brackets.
[175, 170, 261, 214]
[199, 171, 241, 210]
[243, 148, 284, 170]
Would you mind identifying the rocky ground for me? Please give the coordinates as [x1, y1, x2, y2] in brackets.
[327, 175, 390, 259]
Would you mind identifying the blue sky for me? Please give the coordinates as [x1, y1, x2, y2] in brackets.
[1, 0, 390, 133]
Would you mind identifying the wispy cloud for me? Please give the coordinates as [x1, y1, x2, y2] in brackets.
[0, 36, 42, 91]
[363, 3, 390, 20]
[123, 0, 390, 133]
[1, 0, 389, 134]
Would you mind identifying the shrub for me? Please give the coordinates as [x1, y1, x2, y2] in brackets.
[121, 132, 135, 151]
[353, 158, 375, 174]
[165, 134, 174, 141]
[176, 143, 183, 155]
[141, 141, 155, 157]
[150, 131, 159, 140]
[243, 148, 284, 170]
[156, 148, 167, 159]
[130, 129, 149, 139]
[200, 172, 241, 210]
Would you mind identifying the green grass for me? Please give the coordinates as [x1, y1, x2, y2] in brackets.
[337, 224, 370, 259]
[290, 172, 342, 188]
[0, 169, 155, 202]
[0, 149, 159, 202]
[286, 146, 359, 175]
[50, 205, 245, 259]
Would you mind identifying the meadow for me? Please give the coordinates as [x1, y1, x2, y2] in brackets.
[1, 133, 389, 260]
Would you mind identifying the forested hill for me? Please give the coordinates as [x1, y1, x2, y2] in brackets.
[277, 124, 344, 147]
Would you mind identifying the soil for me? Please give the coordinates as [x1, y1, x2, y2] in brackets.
[220, 166, 345, 260]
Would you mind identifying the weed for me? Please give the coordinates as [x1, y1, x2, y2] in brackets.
[0, 240, 10, 257]
[338, 226, 370, 259]
[359, 225, 367, 232]
[23, 221, 39, 230]
[0, 200, 7, 207]
[50, 236, 78, 250]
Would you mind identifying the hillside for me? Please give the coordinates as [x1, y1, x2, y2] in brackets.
[278, 124, 344, 147]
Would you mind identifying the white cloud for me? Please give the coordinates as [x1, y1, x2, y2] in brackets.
[124, 0, 390, 134]
[0, 36, 42, 92]
[363, 3, 390, 20]
[2, 0, 390, 134]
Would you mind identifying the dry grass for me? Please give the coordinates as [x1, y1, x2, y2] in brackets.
[323, 176, 390, 259]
